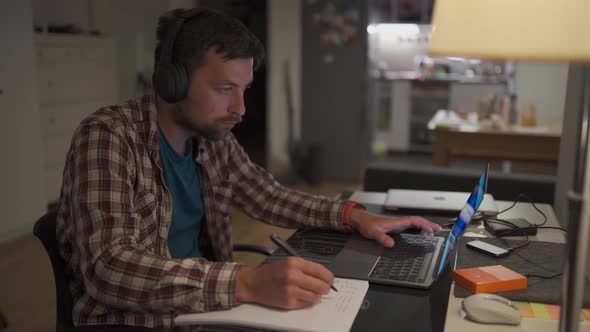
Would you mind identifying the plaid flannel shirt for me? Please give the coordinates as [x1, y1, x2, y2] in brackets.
[56, 94, 350, 329]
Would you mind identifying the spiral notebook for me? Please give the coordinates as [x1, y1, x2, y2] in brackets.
[174, 278, 369, 332]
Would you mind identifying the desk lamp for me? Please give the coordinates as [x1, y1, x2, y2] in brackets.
[428, 1, 590, 331]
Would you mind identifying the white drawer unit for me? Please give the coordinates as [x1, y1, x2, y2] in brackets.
[40, 101, 105, 138]
[35, 34, 118, 204]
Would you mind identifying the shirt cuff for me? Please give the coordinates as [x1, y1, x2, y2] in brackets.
[194, 262, 242, 312]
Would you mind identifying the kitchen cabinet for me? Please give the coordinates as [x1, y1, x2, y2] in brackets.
[409, 80, 449, 151]
[448, 82, 507, 113]
[374, 80, 411, 152]
[369, 0, 434, 24]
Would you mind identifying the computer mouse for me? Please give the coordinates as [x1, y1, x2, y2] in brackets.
[462, 293, 522, 325]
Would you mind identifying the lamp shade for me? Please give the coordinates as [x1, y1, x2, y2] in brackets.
[428, 0, 590, 62]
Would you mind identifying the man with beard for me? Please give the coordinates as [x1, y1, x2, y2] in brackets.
[56, 8, 440, 330]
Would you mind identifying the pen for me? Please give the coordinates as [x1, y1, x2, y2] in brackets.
[269, 233, 338, 292]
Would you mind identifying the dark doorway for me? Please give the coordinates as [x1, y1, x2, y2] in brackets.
[198, 0, 268, 167]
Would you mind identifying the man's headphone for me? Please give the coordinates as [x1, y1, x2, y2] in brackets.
[153, 9, 200, 103]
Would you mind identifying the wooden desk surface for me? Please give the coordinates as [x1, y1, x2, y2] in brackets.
[443, 200, 569, 332]
[432, 125, 561, 167]
[348, 192, 590, 332]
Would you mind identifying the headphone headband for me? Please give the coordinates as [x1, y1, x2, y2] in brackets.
[154, 8, 201, 103]
[158, 8, 200, 66]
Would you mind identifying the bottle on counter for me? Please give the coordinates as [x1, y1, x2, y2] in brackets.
[499, 95, 511, 123]
[521, 104, 538, 127]
[508, 93, 518, 125]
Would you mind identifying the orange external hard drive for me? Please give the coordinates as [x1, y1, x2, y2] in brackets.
[452, 265, 527, 294]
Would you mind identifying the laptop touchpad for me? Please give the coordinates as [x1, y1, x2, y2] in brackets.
[329, 233, 382, 280]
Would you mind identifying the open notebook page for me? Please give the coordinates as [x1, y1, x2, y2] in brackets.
[175, 278, 369, 332]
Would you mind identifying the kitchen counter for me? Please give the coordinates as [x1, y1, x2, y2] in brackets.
[373, 70, 507, 84]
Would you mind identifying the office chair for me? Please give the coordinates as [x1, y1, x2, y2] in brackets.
[0, 311, 7, 330]
[33, 210, 272, 332]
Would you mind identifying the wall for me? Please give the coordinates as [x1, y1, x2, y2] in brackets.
[267, 0, 301, 175]
[32, 0, 92, 32]
[515, 61, 569, 125]
[0, 0, 47, 241]
[108, 0, 165, 101]
[31, 0, 297, 176]
[32, 0, 186, 102]
[95, 0, 171, 102]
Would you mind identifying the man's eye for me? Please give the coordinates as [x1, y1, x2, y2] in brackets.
[219, 87, 233, 94]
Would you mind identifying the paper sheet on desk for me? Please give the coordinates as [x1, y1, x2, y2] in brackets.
[175, 278, 369, 332]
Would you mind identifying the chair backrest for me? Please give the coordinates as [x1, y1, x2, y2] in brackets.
[0, 310, 7, 330]
[33, 209, 74, 332]
[32, 211, 170, 332]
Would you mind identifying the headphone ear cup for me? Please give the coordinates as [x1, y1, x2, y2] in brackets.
[153, 63, 188, 103]
[174, 63, 189, 101]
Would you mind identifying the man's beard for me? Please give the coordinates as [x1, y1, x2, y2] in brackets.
[172, 106, 239, 141]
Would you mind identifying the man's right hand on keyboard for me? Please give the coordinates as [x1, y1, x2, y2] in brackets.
[347, 209, 442, 248]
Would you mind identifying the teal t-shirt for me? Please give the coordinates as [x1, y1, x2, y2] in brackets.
[158, 126, 204, 258]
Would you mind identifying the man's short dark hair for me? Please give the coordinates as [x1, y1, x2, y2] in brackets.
[154, 8, 265, 74]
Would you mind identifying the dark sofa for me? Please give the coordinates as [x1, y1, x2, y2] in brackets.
[364, 162, 556, 204]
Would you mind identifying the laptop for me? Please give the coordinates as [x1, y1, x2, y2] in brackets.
[329, 164, 490, 288]
[384, 189, 498, 216]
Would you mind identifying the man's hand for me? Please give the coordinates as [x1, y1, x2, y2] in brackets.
[349, 208, 442, 247]
[234, 257, 334, 309]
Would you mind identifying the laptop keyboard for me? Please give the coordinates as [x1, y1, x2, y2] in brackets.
[369, 234, 438, 284]
[263, 230, 349, 267]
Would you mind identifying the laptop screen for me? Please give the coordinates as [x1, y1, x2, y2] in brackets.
[436, 164, 489, 275]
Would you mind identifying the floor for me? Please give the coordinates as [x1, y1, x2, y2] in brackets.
[0, 182, 360, 332]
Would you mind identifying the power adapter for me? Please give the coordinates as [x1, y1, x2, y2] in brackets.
[484, 218, 538, 236]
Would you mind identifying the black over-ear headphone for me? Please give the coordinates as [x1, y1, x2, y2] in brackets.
[153, 9, 200, 103]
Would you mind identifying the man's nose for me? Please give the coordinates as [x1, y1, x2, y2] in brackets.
[229, 91, 246, 116]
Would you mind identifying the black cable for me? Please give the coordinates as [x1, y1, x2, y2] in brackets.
[496, 226, 568, 237]
[481, 195, 565, 279]
[472, 211, 486, 222]
[441, 193, 560, 241]
[479, 216, 533, 253]
[495, 193, 547, 226]
[484, 217, 520, 228]
[484, 217, 529, 238]
[482, 219, 567, 251]
[507, 240, 530, 252]
[524, 272, 562, 279]
[481, 193, 565, 241]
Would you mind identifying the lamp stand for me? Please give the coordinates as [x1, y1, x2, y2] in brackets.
[560, 65, 590, 332]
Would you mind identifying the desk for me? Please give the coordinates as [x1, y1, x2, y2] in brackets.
[431, 126, 560, 167]
[276, 192, 575, 332]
